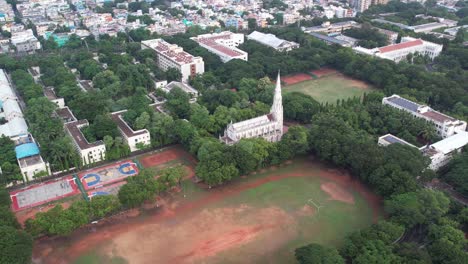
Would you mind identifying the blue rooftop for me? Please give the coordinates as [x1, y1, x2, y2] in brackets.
[15, 143, 40, 159]
[388, 96, 420, 112]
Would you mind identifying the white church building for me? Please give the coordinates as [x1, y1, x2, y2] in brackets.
[220, 73, 283, 145]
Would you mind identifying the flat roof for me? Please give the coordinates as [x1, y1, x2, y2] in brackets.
[430, 131, 468, 154]
[142, 39, 199, 65]
[15, 142, 40, 159]
[421, 110, 456, 123]
[65, 120, 104, 150]
[111, 111, 148, 138]
[386, 95, 421, 112]
[55, 107, 76, 123]
[44, 87, 58, 100]
[193, 32, 245, 58]
[380, 134, 416, 148]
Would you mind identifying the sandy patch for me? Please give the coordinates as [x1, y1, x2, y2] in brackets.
[296, 204, 316, 216]
[321, 182, 355, 204]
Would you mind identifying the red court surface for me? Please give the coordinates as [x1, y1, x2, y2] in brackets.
[79, 160, 139, 190]
[281, 73, 313, 85]
[10, 176, 79, 212]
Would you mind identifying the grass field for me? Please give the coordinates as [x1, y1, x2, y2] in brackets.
[284, 72, 375, 103]
[33, 157, 381, 264]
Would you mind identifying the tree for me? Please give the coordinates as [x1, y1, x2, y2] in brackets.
[353, 240, 400, 264]
[166, 87, 191, 119]
[135, 112, 151, 130]
[0, 207, 20, 229]
[166, 67, 182, 82]
[195, 160, 239, 186]
[248, 18, 257, 30]
[295, 243, 344, 264]
[0, 226, 33, 264]
[384, 189, 450, 228]
[283, 92, 320, 123]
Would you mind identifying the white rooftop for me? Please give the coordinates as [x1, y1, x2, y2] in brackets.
[0, 69, 28, 138]
[430, 131, 468, 154]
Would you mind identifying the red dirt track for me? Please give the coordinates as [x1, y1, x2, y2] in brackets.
[310, 67, 338, 78]
[282, 73, 313, 85]
[33, 159, 381, 264]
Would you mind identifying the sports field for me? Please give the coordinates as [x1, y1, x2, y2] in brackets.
[33, 156, 381, 264]
[284, 68, 375, 103]
[79, 160, 138, 190]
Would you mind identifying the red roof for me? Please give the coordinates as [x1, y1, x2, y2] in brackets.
[379, 39, 423, 53]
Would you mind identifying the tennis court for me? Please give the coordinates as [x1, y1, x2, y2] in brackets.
[10, 176, 79, 212]
[79, 160, 138, 190]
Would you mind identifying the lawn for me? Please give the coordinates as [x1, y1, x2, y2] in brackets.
[284, 73, 375, 104]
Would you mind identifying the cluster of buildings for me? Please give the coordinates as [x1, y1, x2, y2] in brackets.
[0, 69, 50, 182]
[378, 95, 468, 170]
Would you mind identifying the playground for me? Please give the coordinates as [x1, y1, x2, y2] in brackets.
[33, 157, 381, 264]
[79, 160, 138, 190]
[10, 176, 80, 212]
[283, 68, 375, 103]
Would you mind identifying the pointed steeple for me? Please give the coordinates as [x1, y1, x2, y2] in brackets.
[271, 71, 283, 131]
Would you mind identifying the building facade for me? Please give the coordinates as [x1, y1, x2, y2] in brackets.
[65, 119, 106, 165]
[141, 39, 204, 82]
[220, 72, 283, 145]
[191, 31, 248, 63]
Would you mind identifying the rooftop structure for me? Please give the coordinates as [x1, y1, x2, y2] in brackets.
[378, 134, 417, 148]
[111, 110, 151, 152]
[0, 69, 28, 138]
[161, 81, 198, 103]
[191, 31, 247, 63]
[303, 21, 359, 35]
[44, 87, 65, 108]
[10, 29, 41, 53]
[247, 31, 299, 52]
[305, 32, 354, 47]
[220, 72, 283, 145]
[55, 106, 76, 124]
[141, 39, 204, 82]
[353, 37, 442, 62]
[65, 119, 106, 165]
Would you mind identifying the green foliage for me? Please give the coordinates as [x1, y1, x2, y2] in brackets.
[0, 206, 20, 229]
[165, 87, 191, 119]
[441, 151, 468, 196]
[0, 226, 33, 264]
[295, 243, 344, 264]
[283, 92, 320, 123]
[353, 240, 401, 264]
[344, 23, 389, 48]
[384, 189, 450, 228]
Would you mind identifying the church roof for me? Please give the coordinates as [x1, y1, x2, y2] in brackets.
[231, 114, 275, 132]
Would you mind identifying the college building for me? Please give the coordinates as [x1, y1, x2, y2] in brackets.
[354, 37, 443, 62]
[378, 95, 468, 170]
[141, 39, 204, 82]
[111, 110, 151, 152]
[65, 119, 106, 165]
[191, 31, 248, 63]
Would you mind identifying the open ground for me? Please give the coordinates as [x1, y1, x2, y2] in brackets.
[283, 68, 375, 103]
[32, 154, 381, 264]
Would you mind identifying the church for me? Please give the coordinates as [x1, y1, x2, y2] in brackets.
[220, 72, 283, 145]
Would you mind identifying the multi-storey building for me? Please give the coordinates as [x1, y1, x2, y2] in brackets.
[65, 120, 106, 165]
[111, 110, 151, 152]
[303, 21, 359, 35]
[141, 39, 204, 82]
[10, 29, 41, 53]
[191, 31, 248, 63]
[383, 95, 467, 138]
[379, 95, 468, 170]
[220, 72, 283, 145]
[354, 37, 442, 62]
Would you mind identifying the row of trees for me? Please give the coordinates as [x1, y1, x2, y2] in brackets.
[24, 167, 185, 237]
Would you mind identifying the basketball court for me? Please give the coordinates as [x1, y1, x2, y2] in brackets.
[79, 160, 139, 190]
[87, 181, 126, 199]
[10, 176, 79, 212]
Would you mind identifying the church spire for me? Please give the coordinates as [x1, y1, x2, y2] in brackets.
[271, 71, 283, 131]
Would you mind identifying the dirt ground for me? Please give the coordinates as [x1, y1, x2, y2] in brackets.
[16, 198, 76, 226]
[140, 147, 197, 168]
[310, 68, 338, 78]
[282, 73, 313, 85]
[32, 159, 381, 264]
